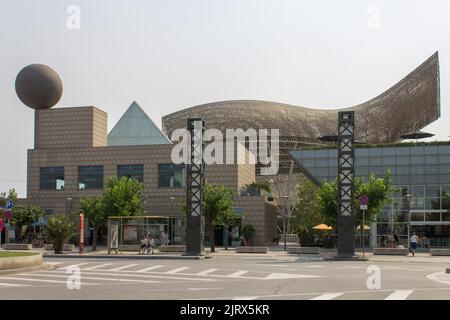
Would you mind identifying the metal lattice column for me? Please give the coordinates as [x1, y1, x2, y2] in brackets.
[337, 111, 355, 258]
[185, 118, 205, 256]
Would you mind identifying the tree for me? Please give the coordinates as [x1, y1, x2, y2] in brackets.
[102, 176, 146, 217]
[203, 183, 234, 252]
[11, 206, 46, 242]
[43, 215, 76, 254]
[291, 179, 326, 246]
[316, 171, 394, 230]
[80, 195, 105, 251]
[0, 188, 18, 207]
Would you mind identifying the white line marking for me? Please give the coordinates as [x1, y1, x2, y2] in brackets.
[310, 293, 344, 300]
[232, 297, 258, 300]
[427, 272, 450, 285]
[226, 271, 248, 278]
[42, 270, 218, 282]
[109, 264, 138, 271]
[384, 290, 414, 300]
[0, 282, 28, 287]
[196, 269, 219, 276]
[84, 263, 114, 270]
[0, 276, 99, 285]
[136, 265, 164, 272]
[166, 267, 190, 274]
[308, 265, 324, 268]
[57, 263, 89, 270]
[264, 273, 321, 280]
[188, 287, 223, 291]
[28, 273, 160, 284]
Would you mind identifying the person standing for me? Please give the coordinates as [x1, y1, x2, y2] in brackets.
[410, 232, 419, 256]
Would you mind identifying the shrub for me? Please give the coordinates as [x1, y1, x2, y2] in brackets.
[43, 215, 76, 254]
[242, 224, 256, 243]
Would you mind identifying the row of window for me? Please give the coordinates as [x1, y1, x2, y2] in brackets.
[39, 164, 185, 190]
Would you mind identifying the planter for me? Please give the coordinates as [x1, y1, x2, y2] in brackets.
[236, 246, 268, 253]
[0, 253, 43, 271]
[287, 247, 319, 254]
[1, 244, 32, 250]
[231, 240, 241, 247]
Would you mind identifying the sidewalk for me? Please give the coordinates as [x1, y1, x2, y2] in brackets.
[26, 245, 450, 263]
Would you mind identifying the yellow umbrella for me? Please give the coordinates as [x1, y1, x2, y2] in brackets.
[356, 224, 370, 230]
[313, 224, 332, 230]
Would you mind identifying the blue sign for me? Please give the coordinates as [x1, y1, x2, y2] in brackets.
[233, 207, 244, 216]
[5, 200, 14, 210]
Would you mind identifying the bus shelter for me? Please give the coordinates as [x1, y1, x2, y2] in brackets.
[107, 216, 170, 253]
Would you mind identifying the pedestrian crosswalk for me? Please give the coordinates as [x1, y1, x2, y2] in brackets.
[0, 261, 324, 289]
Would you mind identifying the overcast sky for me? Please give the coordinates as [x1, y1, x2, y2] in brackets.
[1, 0, 449, 197]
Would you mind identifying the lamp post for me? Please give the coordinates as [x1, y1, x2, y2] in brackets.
[405, 193, 412, 249]
[170, 196, 176, 245]
[282, 195, 288, 251]
[66, 197, 72, 216]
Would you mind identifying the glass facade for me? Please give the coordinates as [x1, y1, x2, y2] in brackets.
[78, 166, 104, 189]
[40, 167, 65, 190]
[290, 144, 450, 248]
[158, 164, 185, 188]
[117, 164, 144, 183]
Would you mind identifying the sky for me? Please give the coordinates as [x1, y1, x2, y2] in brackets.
[0, 0, 449, 197]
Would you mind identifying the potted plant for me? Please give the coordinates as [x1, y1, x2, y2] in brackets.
[43, 215, 76, 254]
[242, 224, 255, 246]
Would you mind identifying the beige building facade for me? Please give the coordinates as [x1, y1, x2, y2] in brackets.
[20, 105, 277, 246]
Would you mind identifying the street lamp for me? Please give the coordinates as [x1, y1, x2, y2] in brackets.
[405, 194, 412, 249]
[66, 197, 73, 216]
[169, 197, 176, 245]
[281, 195, 288, 251]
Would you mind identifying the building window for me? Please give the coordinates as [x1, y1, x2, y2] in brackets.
[158, 164, 185, 188]
[78, 166, 103, 189]
[40, 167, 65, 190]
[118, 164, 144, 183]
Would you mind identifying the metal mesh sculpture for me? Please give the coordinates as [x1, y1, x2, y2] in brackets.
[162, 52, 440, 174]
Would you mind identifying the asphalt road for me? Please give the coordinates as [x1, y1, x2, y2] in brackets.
[1, 254, 450, 300]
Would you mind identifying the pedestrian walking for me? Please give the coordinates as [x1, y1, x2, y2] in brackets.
[410, 232, 419, 256]
[147, 235, 155, 255]
[139, 235, 148, 255]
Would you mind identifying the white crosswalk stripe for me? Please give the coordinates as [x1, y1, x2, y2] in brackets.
[136, 265, 164, 272]
[165, 267, 191, 274]
[384, 290, 414, 300]
[109, 264, 139, 271]
[57, 263, 89, 270]
[226, 271, 248, 278]
[28, 273, 160, 284]
[195, 269, 219, 276]
[310, 292, 344, 300]
[84, 263, 114, 270]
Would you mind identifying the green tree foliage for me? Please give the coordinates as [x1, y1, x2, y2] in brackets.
[291, 179, 326, 246]
[316, 171, 394, 229]
[80, 195, 105, 251]
[204, 183, 234, 252]
[43, 215, 76, 254]
[11, 206, 46, 241]
[102, 176, 146, 217]
[0, 189, 18, 207]
[242, 224, 255, 244]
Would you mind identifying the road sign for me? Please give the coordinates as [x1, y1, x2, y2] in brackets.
[5, 200, 14, 210]
[358, 195, 369, 206]
[360, 204, 368, 210]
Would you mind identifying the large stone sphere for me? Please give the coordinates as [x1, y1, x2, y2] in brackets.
[15, 64, 63, 109]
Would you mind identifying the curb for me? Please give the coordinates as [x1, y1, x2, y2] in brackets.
[43, 254, 210, 260]
[0, 263, 55, 275]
